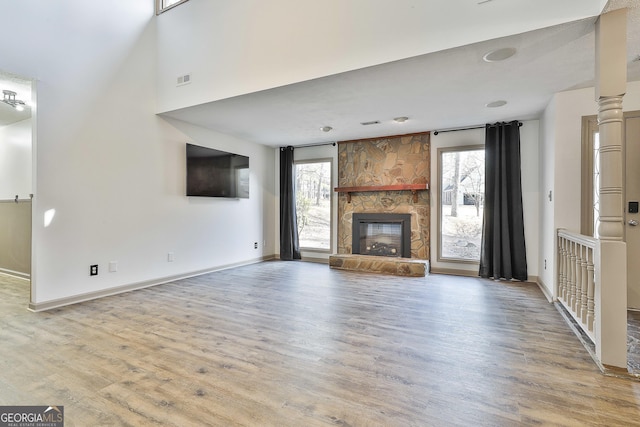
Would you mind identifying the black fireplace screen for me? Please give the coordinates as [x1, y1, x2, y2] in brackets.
[352, 213, 411, 258]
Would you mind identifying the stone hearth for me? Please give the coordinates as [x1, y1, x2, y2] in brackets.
[329, 254, 428, 277]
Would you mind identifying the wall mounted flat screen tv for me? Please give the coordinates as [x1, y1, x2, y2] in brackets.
[186, 143, 249, 198]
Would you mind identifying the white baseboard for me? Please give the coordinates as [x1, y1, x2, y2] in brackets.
[301, 256, 329, 264]
[272, 254, 329, 264]
[429, 267, 478, 277]
[28, 255, 276, 312]
[430, 269, 550, 300]
[535, 276, 554, 302]
[0, 268, 30, 281]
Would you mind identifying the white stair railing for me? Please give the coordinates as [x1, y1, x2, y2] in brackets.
[557, 229, 596, 341]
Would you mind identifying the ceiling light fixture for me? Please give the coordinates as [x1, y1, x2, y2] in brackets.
[2, 90, 26, 111]
[486, 100, 507, 108]
[393, 116, 409, 123]
[320, 126, 333, 132]
[483, 47, 516, 62]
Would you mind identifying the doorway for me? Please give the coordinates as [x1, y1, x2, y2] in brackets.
[625, 112, 640, 309]
[0, 70, 34, 303]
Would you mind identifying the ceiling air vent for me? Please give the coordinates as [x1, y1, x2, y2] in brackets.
[360, 120, 380, 126]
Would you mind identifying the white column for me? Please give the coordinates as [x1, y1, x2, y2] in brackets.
[597, 96, 625, 241]
[594, 8, 627, 369]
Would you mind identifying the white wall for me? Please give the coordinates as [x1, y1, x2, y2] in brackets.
[159, 118, 277, 271]
[0, 118, 31, 200]
[430, 121, 540, 279]
[0, 0, 275, 306]
[539, 87, 593, 298]
[155, 0, 606, 114]
[539, 96, 557, 294]
[622, 82, 640, 118]
[521, 121, 541, 280]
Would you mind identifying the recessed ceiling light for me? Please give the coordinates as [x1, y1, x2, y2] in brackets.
[393, 116, 409, 123]
[486, 100, 507, 108]
[483, 47, 516, 62]
[320, 126, 333, 132]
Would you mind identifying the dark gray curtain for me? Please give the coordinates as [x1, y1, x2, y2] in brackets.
[280, 146, 301, 260]
[479, 121, 527, 281]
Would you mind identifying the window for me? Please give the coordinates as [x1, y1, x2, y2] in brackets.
[295, 160, 332, 251]
[156, 0, 188, 14]
[438, 147, 485, 262]
[581, 116, 599, 237]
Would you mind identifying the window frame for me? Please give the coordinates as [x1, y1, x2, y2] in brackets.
[437, 144, 485, 264]
[156, 0, 189, 15]
[294, 158, 333, 253]
[581, 115, 599, 236]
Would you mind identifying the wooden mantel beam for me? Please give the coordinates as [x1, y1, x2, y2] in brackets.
[334, 183, 429, 203]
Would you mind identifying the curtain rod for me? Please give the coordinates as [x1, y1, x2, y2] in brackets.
[433, 121, 522, 135]
[282, 141, 336, 150]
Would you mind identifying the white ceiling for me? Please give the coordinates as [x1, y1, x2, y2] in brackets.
[161, 0, 640, 147]
[2, 1, 638, 145]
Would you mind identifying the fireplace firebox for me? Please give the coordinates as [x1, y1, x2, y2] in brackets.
[352, 213, 411, 258]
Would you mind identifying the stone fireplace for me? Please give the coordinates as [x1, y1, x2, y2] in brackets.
[336, 132, 430, 258]
[329, 132, 430, 276]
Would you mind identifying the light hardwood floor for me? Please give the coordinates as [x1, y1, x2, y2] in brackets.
[2, 261, 640, 426]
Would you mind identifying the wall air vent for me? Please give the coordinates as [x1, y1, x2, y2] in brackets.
[177, 74, 192, 86]
[360, 120, 380, 126]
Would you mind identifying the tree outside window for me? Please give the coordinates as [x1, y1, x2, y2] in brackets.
[295, 161, 331, 250]
[440, 148, 485, 261]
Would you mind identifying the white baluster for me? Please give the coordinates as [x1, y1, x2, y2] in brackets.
[574, 243, 583, 314]
[569, 241, 577, 309]
[560, 237, 568, 301]
[587, 247, 595, 333]
[580, 245, 588, 324]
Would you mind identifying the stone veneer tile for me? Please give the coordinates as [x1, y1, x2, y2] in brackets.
[337, 132, 430, 261]
[329, 254, 428, 277]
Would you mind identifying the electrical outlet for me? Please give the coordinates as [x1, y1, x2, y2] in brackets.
[168, 252, 175, 262]
[90, 264, 98, 276]
[254, 242, 258, 249]
[109, 261, 118, 273]
[544, 259, 547, 270]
